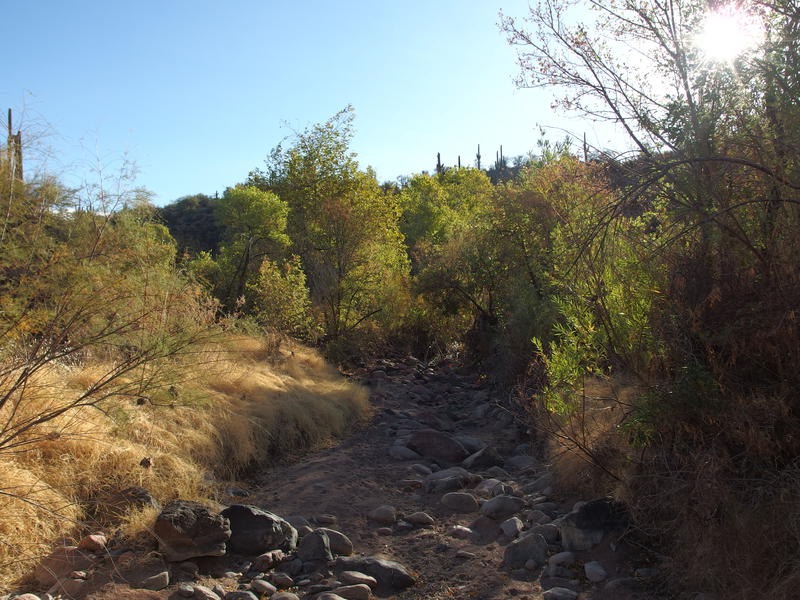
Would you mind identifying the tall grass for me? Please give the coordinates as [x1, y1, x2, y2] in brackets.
[0, 333, 370, 589]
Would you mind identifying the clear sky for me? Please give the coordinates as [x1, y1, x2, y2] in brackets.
[3, 1, 622, 205]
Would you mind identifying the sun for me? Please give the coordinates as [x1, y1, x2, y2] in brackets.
[695, 4, 764, 63]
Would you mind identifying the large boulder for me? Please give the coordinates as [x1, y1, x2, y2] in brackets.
[154, 501, 231, 562]
[334, 556, 415, 591]
[406, 429, 469, 464]
[221, 505, 298, 555]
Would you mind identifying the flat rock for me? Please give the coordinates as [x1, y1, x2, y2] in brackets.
[271, 572, 295, 587]
[338, 571, 378, 588]
[405, 512, 435, 527]
[504, 533, 548, 569]
[406, 429, 468, 464]
[33, 546, 95, 586]
[221, 505, 297, 555]
[335, 556, 415, 591]
[441, 492, 479, 513]
[139, 571, 170, 591]
[481, 495, 525, 520]
[154, 501, 231, 562]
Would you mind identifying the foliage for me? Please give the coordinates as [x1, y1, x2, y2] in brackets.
[159, 193, 222, 256]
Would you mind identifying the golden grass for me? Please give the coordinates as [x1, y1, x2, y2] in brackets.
[0, 333, 370, 589]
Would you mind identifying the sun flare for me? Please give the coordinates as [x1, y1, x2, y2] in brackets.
[695, 5, 764, 63]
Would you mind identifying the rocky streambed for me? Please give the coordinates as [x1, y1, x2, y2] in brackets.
[6, 357, 671, 600]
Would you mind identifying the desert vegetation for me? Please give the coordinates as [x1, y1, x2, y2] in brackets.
[3, 0, 799, 598]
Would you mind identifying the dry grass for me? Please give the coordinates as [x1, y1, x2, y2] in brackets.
[0, 333, 370, 589]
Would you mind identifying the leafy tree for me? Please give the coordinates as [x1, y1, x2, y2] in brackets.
[159, 193, 222, 256]
[249, 107, 409, 340]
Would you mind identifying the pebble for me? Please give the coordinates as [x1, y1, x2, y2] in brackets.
[405, 511, 435, 527]
[77, 534, 107, 552]
[139, 571, 169, 591]
[331, 584, 371, 600]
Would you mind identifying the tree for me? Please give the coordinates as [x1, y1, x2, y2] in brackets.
[159, 193, 222, 256]
[249, 107, 409, 340]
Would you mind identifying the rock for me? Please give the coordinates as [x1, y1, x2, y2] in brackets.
[547, 551, 575, 576]
[542, 588, 578, 600]
[405, 512, 435, 527]
[139, 571, 170, 590]
[192, 585, 222, 600]
[453, 435, 484, 453]
[481, 495, 525, 520]
[271, 572, 295, 588]
[425, 466, 470, 481]
[270, 594, 299, 600]
[446, 525, 473, 539]
[522, 473, 553, 494]
[376, 527, 392, 536]
[285, 515, 311, 529]
[503, 533, 548, 569]
[316, 514, 338, 525]
[474, 478, 504, 498]
[224, 593, 257, 600]
[297, 529, 332, 562]
[253, 549, 285, 571]
[335, 556, 415, 591]
[406, 429, 468, 464]
[332, 584, 371, 600]
[425, 475, 466, 494]
[338, 571, 378, 588]
[388, 445, 421, 460]
[225, 487, 250, 497]
[367, 505, 397, 525]
[585, 560, 608, 582]
[500, 517, 523, 539]
[154, 501, 231, 562]
[221, 505, 298, 555]
[297, 525, 313, 537]
[410, 464, 432, 476]
[559, 498, 627, 551]
[178, 584, 195, 597]
[635, 567, 660, 578]
[212, 585, 227, 599]
[77, 534, 107, 552]
[469, 515, 502, 543]
[13, 595, 41, 600]
[33, 546, 94, 586]
[484, 466, 511, 480]
[441, 492, 479, 513]
[250, 579, 277, 595]
[462, 446, 504, 469]
[505, 455, 537, 471]
[455, 550, 476, 559]
[531, 524, 559, 543]
[525, 509, 551, 524]
[317, 528, 353, 556]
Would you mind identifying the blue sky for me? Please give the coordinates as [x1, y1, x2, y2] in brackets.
[3, 1, 622, 204]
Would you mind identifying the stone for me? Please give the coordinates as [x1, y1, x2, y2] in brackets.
[469, 515, 502, 543]
[224, 593, 257, 600]
[334, 556, 415, 591]
[446, 525, 473, 539]
[316, 514, 338, 525]
[455, 550, 476, 559]
[585, 560, 608, 582]
[531, 524, 559, 543]
[178, 584, 195, 597]
[453, 435, 484, 453]
[33, 546, 94, 586]
[410, 464, 432, 476]
[192, 585, 222, 600]
[405, 512, 435, 527]
[484, 466, 511, 480]
[522, 473, 553, 494]
[388, 445, 421, 460]
[547, 551, 575, 576]
[297, 525, 313, 537]
[559, 498, 627, 551]
[285, 515, 311, 529]
[338, 571, 378, 588]
[500, 517, 523, 539]
[406, 429, 468, 464]
[297, 529, 332, 562]
[526, 509, 551, 524]
[441, 492, 479, 513]
[221, 505, 298, 555]
[542, 588, 578, 600]
[332, 584, 371, 600]
[425, 475, 466, 494]
[77, 534, 107, 552]
[317, 528, 354, 556]
[505, 455, 537, 471]
[503, 533, 548, 569]
[212, 585, 227, 599]
[271, 572, 295, 588]
[270, 594, 300, 600]
[139, 571, 170, 590]
[481, 495, 525, 520]
[253, 549, 285, 571]
[425, 466, 470, 481]
[474, 478, 505, 498]
[367, 505, 397, 525]
[376, 527, 392, 536]
[154, 501, 231, 562]
[13, 595, 41, 600]
[250, 579, 277, 595]
[462, 446, 504, 470]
